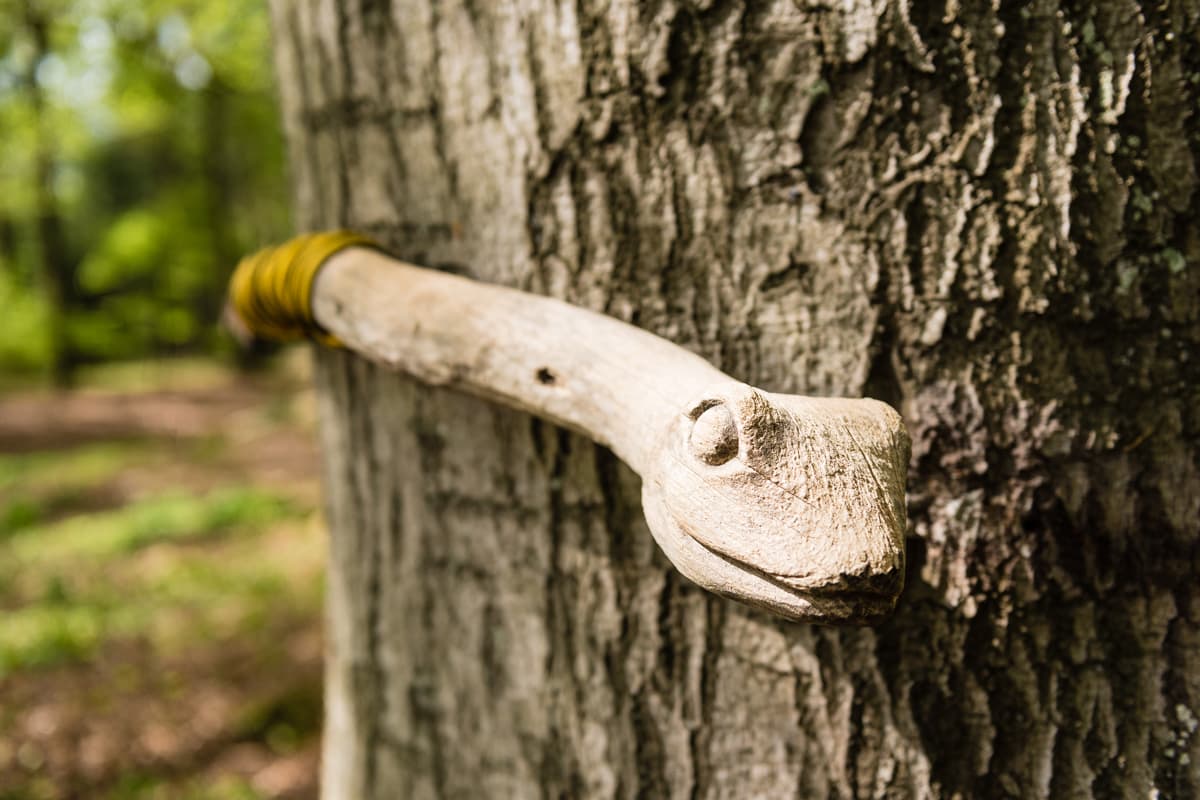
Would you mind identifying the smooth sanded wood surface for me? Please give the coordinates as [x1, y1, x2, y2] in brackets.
[313, 248, 908, 622]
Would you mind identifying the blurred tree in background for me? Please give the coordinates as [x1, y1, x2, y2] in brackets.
[0, 0, 289, 384]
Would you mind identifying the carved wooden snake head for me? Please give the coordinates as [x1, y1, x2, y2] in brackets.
[642, 382, 909, 623]
[230, 234, 911, 624]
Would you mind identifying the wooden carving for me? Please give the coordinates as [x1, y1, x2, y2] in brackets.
[305, 247, 911, 624]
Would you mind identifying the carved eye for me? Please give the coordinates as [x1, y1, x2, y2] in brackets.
[689, 403, 739, 465]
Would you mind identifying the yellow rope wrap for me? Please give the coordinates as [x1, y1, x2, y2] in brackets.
[228, 230, 378, 346]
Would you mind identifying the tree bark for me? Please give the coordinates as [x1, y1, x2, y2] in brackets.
[268, 1, 1199, 797]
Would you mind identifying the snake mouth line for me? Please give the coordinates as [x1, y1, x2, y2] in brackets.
[686, 533, 899, 623]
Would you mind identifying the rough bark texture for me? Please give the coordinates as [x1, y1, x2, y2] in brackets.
[268, 1, 1200, 797]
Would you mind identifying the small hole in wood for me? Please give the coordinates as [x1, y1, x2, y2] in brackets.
[536, 367, 557, 385]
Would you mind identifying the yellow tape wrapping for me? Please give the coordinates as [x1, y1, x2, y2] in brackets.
[228, 230, 377, 346]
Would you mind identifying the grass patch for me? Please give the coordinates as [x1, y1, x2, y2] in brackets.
[105, 774, 264, 800]
[74, 357, 240, 394]
[7, 488, 297, 564]
[0, 487, 315, 676]
[0, 604, 104, 674]
[0, 441, 154, 496]
[0, 498, 44, 538]
[0, 438, 235, 542]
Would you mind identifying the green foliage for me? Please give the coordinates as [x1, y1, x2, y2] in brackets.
[0, 0, 289, 377]
[0, 269, 53, 371]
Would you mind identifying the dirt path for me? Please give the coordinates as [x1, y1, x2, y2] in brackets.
[0, 378, 306, 450]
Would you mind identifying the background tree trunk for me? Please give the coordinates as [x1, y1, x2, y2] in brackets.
[23, 0, 79, 387]
[268, 1, 1199, 797]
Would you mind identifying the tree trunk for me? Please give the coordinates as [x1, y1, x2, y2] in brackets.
[268, 1, 1199, 797]
[23, 0, 78, 387]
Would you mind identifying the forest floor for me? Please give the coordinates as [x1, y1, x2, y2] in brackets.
[0, 354, 325, 800]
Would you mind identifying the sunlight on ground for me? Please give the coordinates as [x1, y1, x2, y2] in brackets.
[0, 355, 324, 799]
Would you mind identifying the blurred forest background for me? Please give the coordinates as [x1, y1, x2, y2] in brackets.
[1, 0, 288, 385]
[1, 1, 326, 798]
